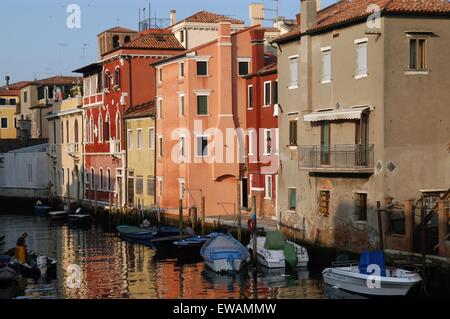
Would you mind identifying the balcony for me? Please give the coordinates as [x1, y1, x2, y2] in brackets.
[67, 143, 80, 157]
[298, 144, 374, 174]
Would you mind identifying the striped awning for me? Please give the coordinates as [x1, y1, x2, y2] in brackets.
[304, 106, 370, 122]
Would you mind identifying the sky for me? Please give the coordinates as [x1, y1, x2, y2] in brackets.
[0, 0, 336, 84]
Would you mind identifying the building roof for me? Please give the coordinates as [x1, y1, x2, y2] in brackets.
[173, 10, 244, 26]
[0, 81, 32, 96]
[30, 76, 81, 86]
[123, 101, 155, 119]
[153, 25, 260, 67]
[0, 139, 48, 153]
[121, 32, 184, 50]
[273, 0, 450, 44]
[98, 26, 137, 36]
[244, 62, 277, 79]
[73, 62, 103, 76]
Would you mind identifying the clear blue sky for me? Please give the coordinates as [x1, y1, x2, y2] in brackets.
[0, 0, 336, 84]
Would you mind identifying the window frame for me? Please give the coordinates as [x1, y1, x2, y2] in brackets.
[137, 128, 143, 149]
[247, 85, 254, 110]
[288, 188, 297, 211]
[408, 37, 427, 71]
[289, 120, 298, 146]
[179, 93, 185, 117]
[354, 192, 368, 222]
[196, 94, 209, 116]
[0, 118, 8, 129]
[195, 135, 209, 158]
[263, 129, 272, 155]
[149, 127, 155, 150]
[355, 38, 368, 79]
[237, 59, 251, 77]
[321, 47, 332, 83]
[263, 81, 272, 107]
[289, 55, 299, 89]
[265, 175, 273, 200]
[196, 60, 208, 76]
[127, 129, 133, 150]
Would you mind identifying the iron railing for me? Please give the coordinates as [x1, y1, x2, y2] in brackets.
[298, 144, 374, 171]
[67, 143, 80, 155]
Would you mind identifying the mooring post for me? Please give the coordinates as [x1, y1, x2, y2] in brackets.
[377, 201, 384, 251]
[191, 206, 197, 233]
[201, 196, 206, 236]
[421, 201, 427, 292]
[237, 180, 242, 242]
[94, 182, 98, 215]
[179, 199, 183, 239]
[251, 196, 257, 269]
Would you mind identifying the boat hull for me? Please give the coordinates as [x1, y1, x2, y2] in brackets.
[204, 258, 246, 273]
[35, 206, 51, 215]
[322, 267, 422, 296]
[49, 211, 68, 220]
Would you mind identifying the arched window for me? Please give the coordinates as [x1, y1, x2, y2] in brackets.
[61, 168, 65, 186]
[52, 121, 57, 144]
[99, 168, 103, 190]
[83, 116, 88, 143]
[66, 120, 69, 143]
[124, 35, 131, 43]
[98, 113, 103, 143]
[90, 168, 95, 189]
[114, 67, 120, 88]
[89, 116, 94, 144]
[74, 119, 79, 143]
[104, 71, 110, 91]
[104, 113, 110, 142]
[115, 112, 121, 141]
[107, 169, 112, 191]
[112, 35, 120, 48]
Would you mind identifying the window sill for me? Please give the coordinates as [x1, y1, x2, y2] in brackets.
[287, 210, 296, 213]
[288, 85, 298, 90]
[264, 197, 272, 200]
[321, 80, 331, 84]
[262, 105, 271, 108]
[404, 70, 429, 75]
[195, 114, 210, 117]
[354, 74, 368, 80]
[196, 75, 209, 78]
[248, 108, 253, 111]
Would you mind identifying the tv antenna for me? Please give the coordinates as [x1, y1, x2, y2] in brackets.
[263, 0, 280, 21]
[81, 43, 88, 65]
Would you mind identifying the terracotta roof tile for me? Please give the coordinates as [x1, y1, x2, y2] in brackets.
[122, 32, 184, 50]
[124, 101, 155, 119]
[31, 76, 81, 86]
[178, 10, 244, 25]
[100, 26, 137, 35]
[274, 0, 450, 43]
[0, 81, 32, 95]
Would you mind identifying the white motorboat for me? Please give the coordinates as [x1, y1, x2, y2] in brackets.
[322, 252, 422, 296]
[247, 236, 309, 269]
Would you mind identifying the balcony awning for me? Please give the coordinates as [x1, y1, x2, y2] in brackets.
[304, 106, 370, 122]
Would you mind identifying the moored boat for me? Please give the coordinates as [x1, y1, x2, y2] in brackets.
[322, 251, 422, 296]
[200, 233, 250, 273]
[68, 208, 91, 224]
[34, 205, 51, 215]
[117, 225, 180, 242]
[173, 235, 209, 253]
[48, 211, 69, 220]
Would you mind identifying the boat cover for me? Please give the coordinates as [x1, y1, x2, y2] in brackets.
[264, 231, 286, 250]
[359, 251, 386, 277]
[202, 234, 249, 261]
[283, 243, 298, 268]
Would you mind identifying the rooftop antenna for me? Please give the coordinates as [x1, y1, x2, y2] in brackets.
[81, 43, 88, 65]
[263, 0, 280, 23]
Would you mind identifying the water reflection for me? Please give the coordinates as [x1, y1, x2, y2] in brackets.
[0, 213, 326, 299]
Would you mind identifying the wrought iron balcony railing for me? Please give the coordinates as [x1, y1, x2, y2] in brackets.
[298, 144, 374, 173]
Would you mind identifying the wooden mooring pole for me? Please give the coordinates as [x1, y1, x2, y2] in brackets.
[377, 201, 384, 250]
[179, 199, 183, 239]
[237, 180, 242, 242]
[94, 182, 98, 215]
[201, 196, 206, 236]
[251, 196, 257, 269]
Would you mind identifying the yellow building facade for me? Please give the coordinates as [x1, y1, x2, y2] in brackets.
[124, 105, 156, 209]
[0, 91, 19, 139]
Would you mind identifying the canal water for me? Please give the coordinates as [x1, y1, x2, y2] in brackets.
[0, 212, 331, 299]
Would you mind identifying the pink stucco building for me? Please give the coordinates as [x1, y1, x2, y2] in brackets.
[153, 22, 261, 216]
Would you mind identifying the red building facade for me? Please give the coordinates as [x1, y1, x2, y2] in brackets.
[75, 27, 184, 207]
[245, 30, 278, 218]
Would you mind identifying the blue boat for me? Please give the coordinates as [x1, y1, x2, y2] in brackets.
[35, 206, 51, 215]
[117, 225, 179, 241]
[200, 233, 250, 273]
[173, 235, 209, 253]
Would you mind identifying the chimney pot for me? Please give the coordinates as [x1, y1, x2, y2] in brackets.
[170, 10, 177, 25]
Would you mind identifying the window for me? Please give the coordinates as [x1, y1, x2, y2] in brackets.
[158, 68, 163, 82]
[196, 136, 208, 157]
[98, 114, 103, 143]
[288, 188, 297, 211]
[104, 71, 110, 91]
[53, 121, 57, 144]
[197, 61, 208, 76]
[66, 120, 69, 143]
[38, 86, 45, 100]
[321, 121, 331, 165]
[273, 80, 278, 105]
[289, 56, 298, 88]
[61, 121, 64, 143]
[247, 85, 253, 109]
[179, 95, 185, 117]
[179, 135, 185, 158]
[147, 176, 155, 196]
[388, 210, 405, 235]
[149, 128, 155, 149]
[157, 98, 163, 119]
[89, 116, 94, 143]
[99, 169, 103, 190]
[136, 176, 143, 195]
[321, 48, 331, 82]
[409, 38, 426, 70]
[74, 119, 79, 143]
[289, 120, 297, 146]
[179, 179, 185, 200]
[179, 62, 185, 78]
[61, 168, 65, 186]
[265, 175, 273, 199]
[238, 61, 249, 76]
[264, 81, 271, 106]
[248, 130, 255, 156]
[355, 193, 367, 222]
[197, 95, 208, 115]
[114, 67, 120, 88]
[124, 35, 131, 43]
[0, 98, 5, 105]
[23, 90, 28, 103]
[97, 73, 103, 93]
[115, 112, 121, 140]
[107, 169, 112, 191]
[356, 40, 368, 77]
[137, 129, 143, 149]
[112, 35, 120, 48]
[180, 30, 185, 43]
[158, 136, 163, 157]
[127, 130, 132, 149]
[264, 129, 272, 155]
[90, 168, 95, 189]
[319, 190, 330, 217]
[0, 118, 7, 129]
[10, 98, 16, 105]
[104, 114, 110, 142]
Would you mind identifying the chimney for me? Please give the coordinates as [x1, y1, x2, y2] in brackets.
[301, 0, 318, 31]
[217, 19, 232, 41]
[250, 28, 266, 73]
[249, 3, 265, 26]
[217, 20, 233, 117]
[170, 10, 177, 25]
[5, 75, 10, 86]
